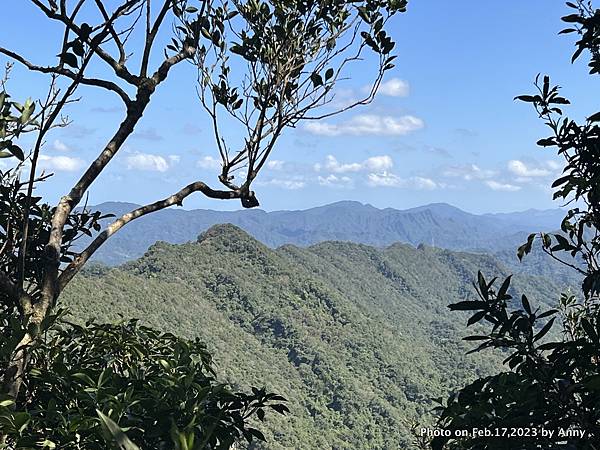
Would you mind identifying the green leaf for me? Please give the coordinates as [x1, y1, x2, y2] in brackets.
[463, 335, 489, 341]
[8, 144, 25, 161]
[270, 403, 289, 414]
[562, 13, 584, 23]
[477, 271, 486, 293]
[20, 99, 35, 124]
[537, 138, 556, 147]
[448, 301, 488, 311]
[12, 412, 31, 433]
[96, 410, 141, 450]
[59, 52, 79, 69]
[552, 175, 570, 188]
[310, 72, 323, 87]
[584, 375, 600, 390]
[38, 439, 57, 449]
[514, 95, 537, 103]
[497, 275, 512, 300]
[587, 111, 600, 122]
[248, 428, 266, 441]
[72, 372, 96, 386]
[71, 40, 85, 57]
[537, 309, 558, 320]
[581, 318, 598, 343]
[533, 317, 555, 342]
[517, 233, 536, 261]
[467, 310, 486, 326]
[521, 295, 532, 315]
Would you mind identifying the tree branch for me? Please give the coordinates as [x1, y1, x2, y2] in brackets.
[0, 272, 33, 315]
[0, 47, 132, 106]
[29, 0, 142, 86]
[140, 0, 172, 77]
[57, 181, 246, 291]
[93, 0, 127, 64]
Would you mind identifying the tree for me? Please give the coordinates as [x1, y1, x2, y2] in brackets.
[0, 318, 289, 449]
[431, 1, 600, 449]
[0, 83, 291, 449]
[0, 0, 406, 446]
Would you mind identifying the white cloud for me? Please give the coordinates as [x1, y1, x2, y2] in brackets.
[363, 155, 394, 172]
[367, 172, 437, 190]
[266, 160, 285, 170]
[126, 152, 174, 172]
[315, 155, 361, 173]
[52, 139, 71, 152]
[443, 164, 496, 181]
[305, 114, 424, 137]
[259, 178, 306, 190]
[38, 154, 85, 172]
[411, 176, 438, 190]
[313, 154, 436, 190]
[318, 174, 353, 188]
[485, 180, 522, 192]
[546, 160, 562, 171]
[196, 155, 222, 170]
[377, 78, 410, 97]
[507, 160, 550, 178]
[315, 155, 393, 174]
[367, 171, 403, 187]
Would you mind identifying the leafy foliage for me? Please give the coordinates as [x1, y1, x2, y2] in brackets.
[0, 91, 286, 448]
[0, 319, 287, 449]
[433, 2, 600, 449]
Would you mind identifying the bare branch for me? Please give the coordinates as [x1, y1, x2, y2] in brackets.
[0, 272, 33, 315]
[140, 0, 173, 77]
[57, 180, 246, 291]
[0, 46, 132, 105]
[93, 0, 127, 64]
[29, 0, 143, 86]
[542, 246, 587, 275]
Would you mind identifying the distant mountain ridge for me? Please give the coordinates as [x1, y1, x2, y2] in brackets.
[79, 201, 566, 266]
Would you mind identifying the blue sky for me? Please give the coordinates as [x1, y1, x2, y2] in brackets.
[0, 1, 595, 213]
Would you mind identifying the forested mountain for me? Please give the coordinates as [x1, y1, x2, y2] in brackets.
[61, 225, 570, 449]
[81, 201, 565, 265]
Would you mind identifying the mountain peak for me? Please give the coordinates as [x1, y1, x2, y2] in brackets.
[197, 223, 262, 245]
[88, 201, 141, 216]
[405, 202, 466, 214]
[307, 200, 379, 212]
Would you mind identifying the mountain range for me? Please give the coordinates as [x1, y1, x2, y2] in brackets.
[61, 224, 571, 449]
[79, 201, 566, 266]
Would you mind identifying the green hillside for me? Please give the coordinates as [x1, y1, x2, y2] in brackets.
[60, 225, 570, 449]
